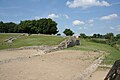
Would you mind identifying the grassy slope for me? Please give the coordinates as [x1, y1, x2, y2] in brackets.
[0, 33, 20, 42]
[0, 34, 21, 49]
[0, 34, 66, 50]
[66, 39, 120, 65]
[13, 35, 65, 47]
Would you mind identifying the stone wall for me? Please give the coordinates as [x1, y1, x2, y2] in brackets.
[57, 36, 80, 49]
[39, 36, 80, 53]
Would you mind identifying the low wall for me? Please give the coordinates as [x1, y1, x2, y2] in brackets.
[57, 36, 80, 49]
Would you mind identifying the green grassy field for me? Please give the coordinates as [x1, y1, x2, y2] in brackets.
[66, 39, 120, 65]
[0, 34, 66, 50]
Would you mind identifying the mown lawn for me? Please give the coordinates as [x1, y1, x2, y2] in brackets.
[0, 34, 66, 50]
[66, 39, 120, 65]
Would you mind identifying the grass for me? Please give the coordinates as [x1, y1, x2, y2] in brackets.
[66, 39, 120, 65]
[0, 34, 66, 50]
[0, 33, 20, 42]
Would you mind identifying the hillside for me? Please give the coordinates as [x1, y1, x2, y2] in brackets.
[0, 33, 66, 50]
[67, 39, 120, 65]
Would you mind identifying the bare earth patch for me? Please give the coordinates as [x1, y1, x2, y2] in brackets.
[0, 50, 101, 80]
[88, 68, 110, 80]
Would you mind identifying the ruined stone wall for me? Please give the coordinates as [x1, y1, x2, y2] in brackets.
[57, 36, 80, 49]
[6, 36, 80, 54]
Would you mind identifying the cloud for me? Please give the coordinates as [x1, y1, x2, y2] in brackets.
[100, 14, 118, 20]
[34, 16, 42, 20]
[63, 14, 70, 19]
[88, 19, 94, 23]
[66, 0, 110, 8]
[110, 27, 115, 30]
[48, 13, 59, 19]
[73, 20, 85, 26]
[86, 19, 94, 26]
[34, 14, 69, 20]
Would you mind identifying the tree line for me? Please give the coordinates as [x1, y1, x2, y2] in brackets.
[80, 33, 120, 40]
[0, 18, 58, 35]
[80, 33, 120, 50]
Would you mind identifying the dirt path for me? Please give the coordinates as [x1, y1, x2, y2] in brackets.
[0, 50, 101, 80]
[88, 68, 110, 80]
[0, 49, 38, 61]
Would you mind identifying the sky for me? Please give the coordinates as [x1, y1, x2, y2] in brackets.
[0, 0, 120, 35]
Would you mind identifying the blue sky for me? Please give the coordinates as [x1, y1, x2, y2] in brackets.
[0, 0, 120, 35]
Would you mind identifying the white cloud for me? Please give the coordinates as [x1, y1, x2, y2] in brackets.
[63, 14, 70, 19]
[73, 20, 85, 26]
[66, 0, 110, 8]
[88, 19, 94, 23]
[110, 27, 115, 29]
[87, 19, 94, 26]
[48, 13, 59, 19]
[34, 16, 41, 20]
[100, 14, 118, 20]
[34, 14, 69, 20]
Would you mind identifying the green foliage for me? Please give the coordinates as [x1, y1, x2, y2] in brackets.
[0, 18, 59, 35]
[0, 21, 17, 33]
[92, 34, 102, 38]
[80, 33, 87, 38]
[87, 33, 120, 51]
[63, 29, 74, 36]
[104, 33, 114, 39]
[116, 34, 120, 39]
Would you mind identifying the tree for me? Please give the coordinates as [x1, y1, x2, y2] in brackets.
[63, 29, 74, 36]
[116, 34, 120, 39]
[92, 33, 102, 38]
[0, 21, 4, 33]
[0, 21, 17, 33]
[30, 26, 38, 34]
[104, 33, 114, 39]
[16, 18, 58, 34]
[80, 33, 87, 38]
[93, 34, 97, 38]
[0, 18, 58, 35]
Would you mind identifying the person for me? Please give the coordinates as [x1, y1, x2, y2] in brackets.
[104, 59, 120, 80]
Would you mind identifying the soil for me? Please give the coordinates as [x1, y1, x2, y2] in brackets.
[88, 68, 110, 80]
[0, 50, 101, 80]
